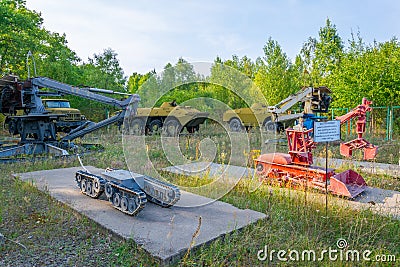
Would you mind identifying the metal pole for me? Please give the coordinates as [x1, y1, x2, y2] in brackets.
[325, 142, 328, 217]
[390, 107, 393, 141]
[347, 108, 351, 136]
[386, 107, 390, 141]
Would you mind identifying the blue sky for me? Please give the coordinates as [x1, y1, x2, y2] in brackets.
[26, 0, 400, 75]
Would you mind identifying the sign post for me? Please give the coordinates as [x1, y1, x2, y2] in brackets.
[313, 120, 341, 217]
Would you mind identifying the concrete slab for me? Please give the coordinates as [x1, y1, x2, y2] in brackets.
[163, 162, 400, 219]
[14, 167, 266, 265]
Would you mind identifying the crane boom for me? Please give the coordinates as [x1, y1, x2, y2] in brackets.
[268, 86, 331, 114]
[31, 77, 135, 108]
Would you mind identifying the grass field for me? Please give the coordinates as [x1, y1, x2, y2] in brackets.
[0, 125, 399, 266]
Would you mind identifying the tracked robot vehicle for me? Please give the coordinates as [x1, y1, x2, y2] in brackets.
[75, 168, 180, 216]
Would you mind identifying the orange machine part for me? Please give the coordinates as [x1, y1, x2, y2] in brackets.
[255, 155, 367, 198]
[329, 170, 367, 198]
[340, 140, 378, 160]
[256, 153, 292, 165]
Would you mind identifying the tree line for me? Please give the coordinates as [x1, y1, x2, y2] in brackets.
[130, 19, 400, 110]
[1, 0, 400, 121]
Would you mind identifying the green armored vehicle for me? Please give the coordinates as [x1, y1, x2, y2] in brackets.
[125, 101, 209, 136]
[223, 103, 282, 132]
[42, 98, 87, 133]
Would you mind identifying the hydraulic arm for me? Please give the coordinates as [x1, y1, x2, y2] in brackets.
[336, 98, 377, 160]
[267, 86, 332, 129]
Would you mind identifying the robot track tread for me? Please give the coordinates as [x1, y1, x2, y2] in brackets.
[104, 181, 147, 216]
[75, 170, 105, 199]
[143, 175, 181, 207]
[76, 170, 147, 216]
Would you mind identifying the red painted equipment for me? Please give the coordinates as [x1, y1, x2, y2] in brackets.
[336, 98, 378, 160]
[255, 128, 367, 198]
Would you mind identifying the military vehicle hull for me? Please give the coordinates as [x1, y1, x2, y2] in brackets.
[223, 103, 283, 132]
[124, 101, 209, 136]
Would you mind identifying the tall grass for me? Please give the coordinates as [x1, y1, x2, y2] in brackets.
[0, 125, 399, 266]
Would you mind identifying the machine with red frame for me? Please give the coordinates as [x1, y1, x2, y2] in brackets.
[254, 98, 378, 198]
[336, 98, 378, 160]
[255, 127, 367, 198]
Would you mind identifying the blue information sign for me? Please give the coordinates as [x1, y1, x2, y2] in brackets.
[314, 120, 341, 143]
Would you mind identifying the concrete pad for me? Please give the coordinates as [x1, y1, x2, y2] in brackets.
[163, 162, 400, 219]
[14, 167, 266, 265]
[351, 187, 400, 218]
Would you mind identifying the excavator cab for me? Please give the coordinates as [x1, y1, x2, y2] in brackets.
[310, 86, 332, 113]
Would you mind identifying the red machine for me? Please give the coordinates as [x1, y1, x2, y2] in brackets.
[255, 127, 367, 198]
[254, 98, 378, 198]
[336, 98, 378, 160]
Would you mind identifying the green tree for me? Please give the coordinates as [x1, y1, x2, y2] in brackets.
[174, 58, 197, 86]
[329, 37, 400, 108]
[0, 0, 45, 76]
[314, 18, 343, 81]
[83, 48, 126, 91]
[254, 37, 296, 105]
[296, 19, 343, 86]
[294, 37, 316, 87]
[155, 58, 202, 105]
[223, 55, 257, 79]
[127, 71, 153, 93]
[208, 56, 257, 109]
[0, 0, 79, 81]
[36, 32, 80, 84]
[67, 49, 127, 120]
[159, 62, 175, 92]
[136, 70, 160, 107]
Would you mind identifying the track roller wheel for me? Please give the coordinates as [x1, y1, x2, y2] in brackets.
[86, 181, 93, 196]
[76, 174, 82, 183]
[93, 179, 101, 194]
[105, 182, 113, 199]
[121, 196, 129, 211]
[128, 197, 138, 213]
[113, 193, 121, 207]
[81, 179, 87, 192]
